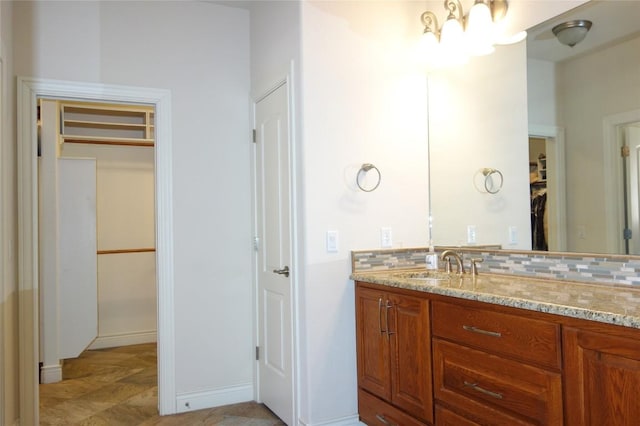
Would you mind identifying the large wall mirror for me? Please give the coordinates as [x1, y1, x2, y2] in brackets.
[428, 0, 640, 255]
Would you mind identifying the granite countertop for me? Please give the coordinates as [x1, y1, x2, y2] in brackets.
[350, 269, 640, 329]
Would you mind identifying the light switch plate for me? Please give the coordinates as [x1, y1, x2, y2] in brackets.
[326, 230, 339, 253]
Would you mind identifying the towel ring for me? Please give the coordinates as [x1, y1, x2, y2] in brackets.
[482, 168, 503, 194]
[357, 163, 381, 192]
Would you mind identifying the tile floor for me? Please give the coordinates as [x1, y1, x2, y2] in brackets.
[39, 343, 285, 425]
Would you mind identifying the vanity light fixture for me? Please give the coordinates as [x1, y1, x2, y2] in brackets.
[552, 19, 592, 47]
[420, 0, 511, 67]
[420, 11, 440, 54]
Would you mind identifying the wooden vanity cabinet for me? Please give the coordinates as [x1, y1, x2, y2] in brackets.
[563, 326, 640, 425]
[356, 278, 640, 425]
[355, 283, 433, 425]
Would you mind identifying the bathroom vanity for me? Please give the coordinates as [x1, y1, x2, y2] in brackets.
[352, 268, 640, 425]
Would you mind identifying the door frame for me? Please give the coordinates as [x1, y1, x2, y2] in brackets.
[251, 65, 299, 424]
[529, 124, 567, 251]
[17, 77, 176, 424]
[603, 109, 640, 254]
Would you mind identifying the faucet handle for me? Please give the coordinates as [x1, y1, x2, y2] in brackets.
[444, 257, 452, 273]
[471, 258, 484, 276]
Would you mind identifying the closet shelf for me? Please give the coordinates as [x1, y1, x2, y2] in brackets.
[62, 135, 154, 147]
[64, 119, 152, 131]
[97, 247, 156, 255]
[60, 102, 155, 148]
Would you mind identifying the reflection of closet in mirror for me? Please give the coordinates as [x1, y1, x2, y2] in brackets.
[529, 137, 549, 251]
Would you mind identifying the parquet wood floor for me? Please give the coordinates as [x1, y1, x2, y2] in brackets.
[39, 343, 284, 425]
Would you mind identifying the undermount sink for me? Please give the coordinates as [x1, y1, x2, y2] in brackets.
[390, 270, 454, 281]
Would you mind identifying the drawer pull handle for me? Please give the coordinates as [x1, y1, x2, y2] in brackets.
[464, 381, 503, 400]
[463, 325, 502, 338]
[375, 414, 397, 426]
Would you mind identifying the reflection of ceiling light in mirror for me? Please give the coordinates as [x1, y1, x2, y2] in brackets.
[552, 20, 592, 47]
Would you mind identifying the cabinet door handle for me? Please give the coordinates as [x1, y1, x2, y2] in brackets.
[463, 325, 502, 338]
[385, 301, 395, 337]
[378, 298, 386, 334]
[463, 381, 503, 399]
[375, 414, 398, 426]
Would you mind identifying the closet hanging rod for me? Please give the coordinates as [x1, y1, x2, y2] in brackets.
[63, 138, 154, 148]
[97, 247, 156, 255]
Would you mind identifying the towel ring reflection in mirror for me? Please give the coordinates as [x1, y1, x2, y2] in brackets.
[357, 163, 381, 192]
[481, 168, 503, 194]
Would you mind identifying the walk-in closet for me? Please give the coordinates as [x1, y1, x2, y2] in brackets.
[38, 99, 156, 384]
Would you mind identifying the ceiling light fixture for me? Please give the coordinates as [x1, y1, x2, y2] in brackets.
[552, 19, 592, 47]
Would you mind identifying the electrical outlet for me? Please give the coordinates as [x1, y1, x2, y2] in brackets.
[577, 226, 586, 240]
[380, 227, 393, 248]
[326, 230, 339, 253]
[508, 226, 518, 245]
[467, 225, 477, 244]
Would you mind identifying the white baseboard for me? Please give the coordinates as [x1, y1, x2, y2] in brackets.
[298, 415, 363, 426]
[40, 363, 62, 384]
[88, 330, 157, 350]
[176, 383, 254, 414]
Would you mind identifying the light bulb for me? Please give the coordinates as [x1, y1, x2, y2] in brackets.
[440, 18, 468, 66]
[466, 1, 495, 56]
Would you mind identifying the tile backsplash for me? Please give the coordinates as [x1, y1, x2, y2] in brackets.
[352, 247, 640, 287]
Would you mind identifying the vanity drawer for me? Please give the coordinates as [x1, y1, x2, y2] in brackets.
[435, 405, 482, 426]
[358, 389, 428, 426]
[433, 339, 563, 425]
[431, 301, 561, 369]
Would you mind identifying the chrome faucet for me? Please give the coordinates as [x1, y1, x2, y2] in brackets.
[441, 249, 465, 274]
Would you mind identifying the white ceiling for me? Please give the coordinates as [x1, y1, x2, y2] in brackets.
[526, 0, 640, 63]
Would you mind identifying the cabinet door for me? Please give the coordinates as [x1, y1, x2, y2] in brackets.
[356, 285, 391, 400]
[564, 327, 640, 426]
[389, 293, 433, 424]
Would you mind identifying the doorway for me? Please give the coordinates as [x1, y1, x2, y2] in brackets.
[39, 99, 158, 385]
[621, 121, 640, 255]
[17, 78, 176, 424]
[603, 109, 640, 254]
[528, 127, 567, 252]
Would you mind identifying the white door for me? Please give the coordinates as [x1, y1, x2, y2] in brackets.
[626, 124, 640, 254]
[58, 158, 98, 358]
[255, 83, 294, 425]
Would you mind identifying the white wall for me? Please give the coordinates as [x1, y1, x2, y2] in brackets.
[1, 0, 17, 423]
[13, 0, 252, 407]
[300, 1, 429, 423]
[528, 58, 557, 128]
[557, 34, 640, 252]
